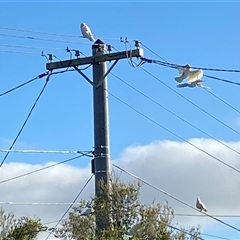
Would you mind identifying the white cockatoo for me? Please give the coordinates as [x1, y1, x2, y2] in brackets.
[196, 197, 207, 212]
[80, 23, 95, 42]
[175, 64, 209, 89]
[175, 64, 203, 83]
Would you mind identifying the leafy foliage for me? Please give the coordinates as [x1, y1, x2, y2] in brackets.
[0, 207, 43, 240]
[57, 174, 202, 240]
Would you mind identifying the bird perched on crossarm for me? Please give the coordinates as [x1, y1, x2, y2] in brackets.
[80, 23, 95, 42]
[196, 196, 207, 212]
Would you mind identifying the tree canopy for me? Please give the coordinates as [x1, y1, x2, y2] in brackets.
[55, 175, 201, 240]
[0, 207, 43, 240]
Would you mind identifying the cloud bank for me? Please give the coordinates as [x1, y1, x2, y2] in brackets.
[1, 138, 240, 239]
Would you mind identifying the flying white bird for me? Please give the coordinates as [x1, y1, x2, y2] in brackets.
[175, 64, 203, 83]
[196, 197, 207, 212]
[80, 23, 95, 42]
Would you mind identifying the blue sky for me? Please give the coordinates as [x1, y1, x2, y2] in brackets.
[1, 1, 240, 239]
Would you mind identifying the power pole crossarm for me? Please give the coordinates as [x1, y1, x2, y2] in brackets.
[46, 48, 144, 70]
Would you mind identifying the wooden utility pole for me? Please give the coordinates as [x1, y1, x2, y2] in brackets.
[46, 39, 144, 234]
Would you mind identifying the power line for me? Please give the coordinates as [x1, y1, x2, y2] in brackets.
[142, 57, 240, 73]
[204, 88, 240, 114]
[0, 73, 51, 168]
[164, 222, 205, 240]
[174, 213, 240, 218]
[139, 43, 240, 86]
[0, 69, 75, 99]
[0, 202, 83, 205]
[0, 25, 128, 42]
[42, 219, 228, 240]
[113, 163, 240, 234]
[45, 174, 94, 240]
[204, 74, 240, 86]
[0, 49, 39, 55]
[108, 91, 240, 175]
[140, 66, 240, 137]
[0, 33, 90, 45]
[0, 72, 48, 97]
[140, 42, 169, 63]
[0, 43, 64, 51]
[0, 149, 91, 154]
[111, 73, 240, 157]
[138, 44, 240, 121]
[0, 153, 92, 185]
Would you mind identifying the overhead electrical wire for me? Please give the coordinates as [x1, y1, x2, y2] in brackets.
[139, 43, 240, 109]
[204, 74, 240, 86]
[0, 72, 48, 97]
[42, 219, 229, 240]
[0, 153, 92, 185]
[118, 42, 240, 135]
[164, 222, 205, 240]
[0, 25, 129, 42]
[0, 49, 39, 55]
[150, 59, 240, 86]
[0, 149, 91, 154]
[204, 88, 240, 114]
[0, 33, 90, 46]
[0, 43, 64, 51]
[140, 42, 169, 63]
[173, 213, 240, 218]
[141, 57, 240, 73]
[45, 174, 94, 240]
[111, 73, 240, 157]
[113, 164, 240, 234]
[140, 67, 240, 137]
[0, 69, 75, 98]
[0, 202, 84, 205]
[0, 73, 52, 168]
[107, 90, 240, 175]
[140, 42, 240, 83]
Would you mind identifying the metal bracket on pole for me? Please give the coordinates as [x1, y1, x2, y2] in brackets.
[95, 60, 119, 88]
[73, 66, 94, 86]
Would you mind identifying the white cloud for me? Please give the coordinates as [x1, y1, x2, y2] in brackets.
[1, 138, 240, 239]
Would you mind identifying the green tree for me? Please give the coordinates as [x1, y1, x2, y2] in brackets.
[0, 207, 43, 240]
[57, 175, 202, 240]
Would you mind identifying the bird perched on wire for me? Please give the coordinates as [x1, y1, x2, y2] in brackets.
[80, 23, 95, 42]
[196, 197, 207, 212]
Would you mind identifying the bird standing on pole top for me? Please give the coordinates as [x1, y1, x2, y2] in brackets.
[80, 23, 95, 42]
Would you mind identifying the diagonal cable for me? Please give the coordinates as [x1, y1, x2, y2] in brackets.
[111, 73, 240, 157]
[0, 72, 48, 97]
[45, 174, 94, 240]
[140, 66, 240, 137]
[0, 73, 51, 168]
[0, 153, 92, 184]
[108, 91, 240, 175]
[204, 88, 240, 114]
[113, 164, 240, 233]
